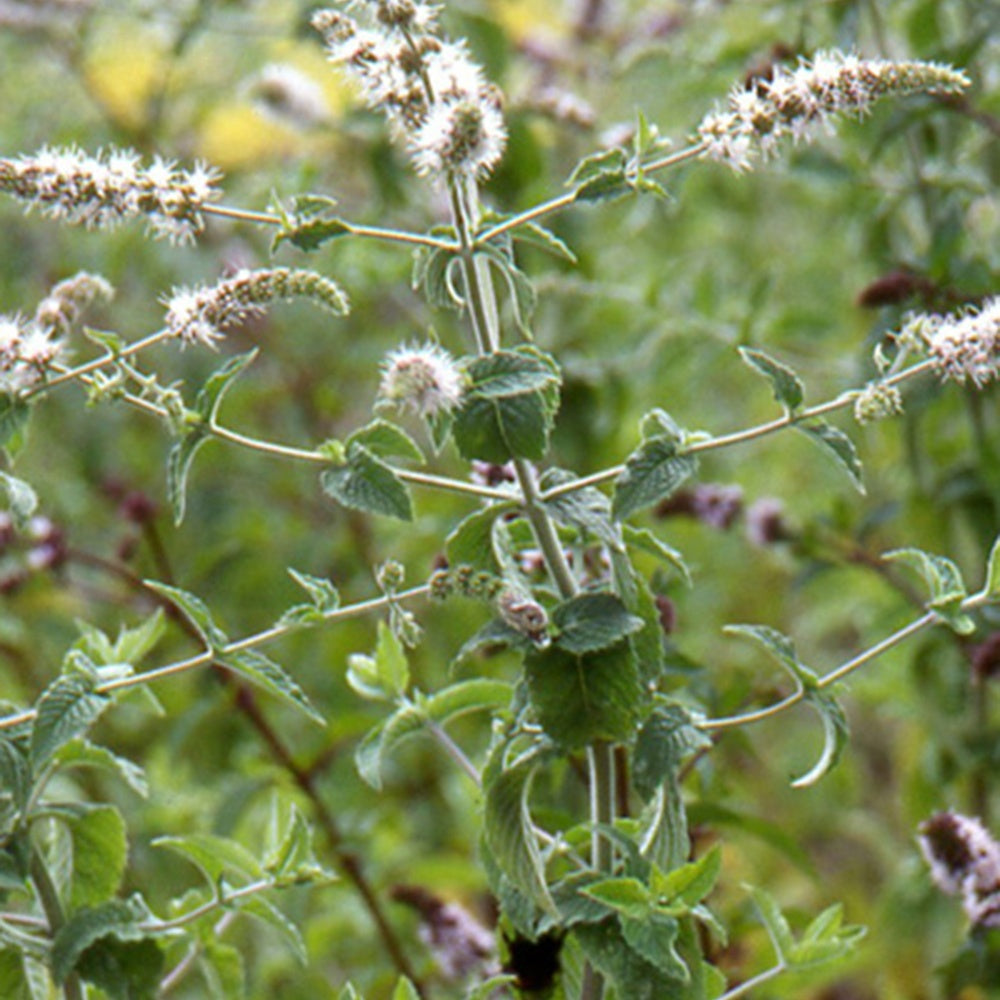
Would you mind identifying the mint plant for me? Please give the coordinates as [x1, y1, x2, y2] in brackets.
[0, 2, 998, 998]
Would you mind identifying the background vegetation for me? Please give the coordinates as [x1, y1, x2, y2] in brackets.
[1, 0, 999, 997]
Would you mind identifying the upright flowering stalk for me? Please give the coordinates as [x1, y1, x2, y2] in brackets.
[697, 51, 970, 171]
[0, 146, 221, 243]
[312, 2, 506, 181]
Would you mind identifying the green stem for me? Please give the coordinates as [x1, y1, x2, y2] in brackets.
[29, 846, 84, 1000]
[717, 962, 786, 999]
[0, 585, 431, 731]
[537, 359, 937, 503]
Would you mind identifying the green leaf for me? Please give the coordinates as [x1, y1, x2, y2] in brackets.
[167, 351, 257, 525]
[320, 444, 413, 521]
[198, 939, 246, 999]
[453, 348, 560, 463]
[54, 740, 148, 798]
[166, 427, 209, 526]
[524, 640, 644, 749]
[30, 673, 110, 771]
[985, 533, 1000, 598]
[274, 215, 352, 252]
[239, 894, 308, 964]
[724, 625, 848, 786]
[574, 919, 686, 999]
[651, 845, 722, 911]
[789, 903, 866, 968]
[446, 506, 507, 574]
[620, 912, 687, 979]
[375, 621, 409, 698]
[194, 350, 258, 425]
[153, 833, 263, 885]
[622, 525, 691, 586]
[215, 648, 324, 726]
[347, 419, 425, 463]
[51, 897, 153, 985]
[69, 806, 127, 909]
[0, 738, 30, 815]
[512, 222, 578, 263]
[0, 394, 30, 453]
[278, 568, 341, 627]
[794, 420, 865, 493]
[568, 148, 629, 202]
[738, 347, 805, 410]
[412, 245, 462, 311]
[144, 581, 228, 649]
[885, 546, 974, 633]
[476, 243, 538, 336]
[552, 593, 644, 654]
[612, 410, 698, 521]
[580, 877, 652, 920]
[392, 977, 421, 1000]
[76, 936, 164, 1000]
[355, 705, 425, 790]
[750, 886, 795, 962]
[483, 757, 557, 914]
[632, 703, 710, 801]
[540, 468, 622, 551]
[0, 472, 36, 529]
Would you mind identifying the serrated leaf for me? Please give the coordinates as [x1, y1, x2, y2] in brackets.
[0, 394, 30, 452]
[69, 806, 127, 909]
[750, 886, 795, 962]
[412, 245, 462, 310]
[392, 977, 421, 1000]
[0, 738, 30, 814]
[454, 619, 534, 665]
[273, 215, 352, 252]
[552, 593, 644, 654]
[795, 420, 865, 493]
[652, 845, 722, 910]
[216, 648, 324, 725]
[446, 506, 506, 574]
[512, 222, 578, 263]
[739, 347, 805, 410]
[483, 758, 556, 915]
[612, 412, 698, 521]
[199, 939, 245, 999]
[568, 148, 629, 202]
[347, 419, 424, 463]
[144, 581, 227, 648]
[580, 877, 651, 920]
[346, 655, 386, 701]
[453, 349, 560, 463]
[622, 525, 691, 586]
[194, 350, 258, 425]
[76, 936, 163, 1000]
[53, 740, 148, 798]
[0, 472, 36, 529]
[238, 894, 308, 964]
[620, 912, 686, 979]
[320, 444, 413, 521]
[166, 428, 208, 526]
[476, 244, 537, 336]
[354, 706, 425, 791]
[884, 546, 974, 632]
[373, 621, 409, 698]
[540, 468, 622, 550]
[524, 640, 644, 749]
[153, 834, 263, 885]
[574, 919, 685, 999]
[51, 898, 152, 985]
[724, 625, 847, 786]
[30, 674, 110, 771]
[791, 690, 849, 788]
[287, 569, 340, 612]
[723, 624, 816, 687]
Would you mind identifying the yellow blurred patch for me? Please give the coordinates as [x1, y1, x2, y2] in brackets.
[196, 104, 298, 171]
[82, 28, 167, 130]
[489, 0, 566, 41]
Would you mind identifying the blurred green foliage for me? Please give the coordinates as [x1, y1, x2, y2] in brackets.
[0, 0, 999, 997]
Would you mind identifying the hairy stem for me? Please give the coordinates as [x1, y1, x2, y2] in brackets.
[29, 846, 84, 1000]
